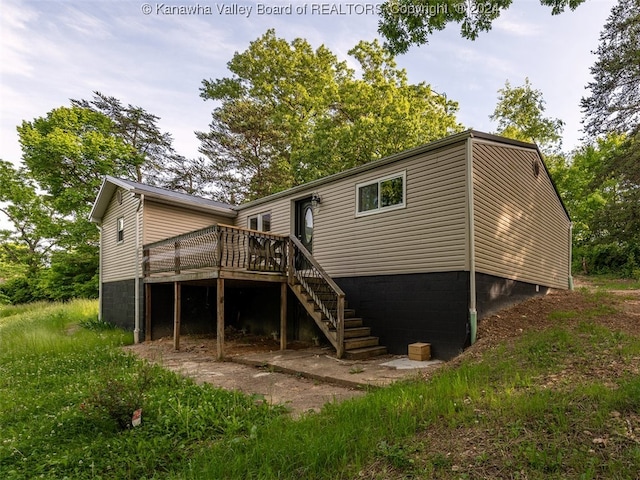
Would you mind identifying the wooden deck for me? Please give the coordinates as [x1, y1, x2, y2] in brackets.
[143, 224, 287, 283]
[142, 224, 385, 360]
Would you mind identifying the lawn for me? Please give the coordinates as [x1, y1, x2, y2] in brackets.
[1, 288, 639, 479]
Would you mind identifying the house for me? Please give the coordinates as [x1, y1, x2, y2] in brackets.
[89, 130, 572, 360]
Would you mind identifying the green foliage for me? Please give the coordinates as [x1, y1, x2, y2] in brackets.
[18, 106, 135, 214]
[40, 247, 99, 300]
[0, 300, 285, 479]
[198, 30, 462, 202]
[574, 242, 640, 278]
[577, 0, 640, 277]
[378, 0, 587, 54]
[1, 292, 640, 479]
[83, 362, 154, 430]
[490, 78, 564, 152]
[582, 0, 640, 138]
[0, 275, 46, 305]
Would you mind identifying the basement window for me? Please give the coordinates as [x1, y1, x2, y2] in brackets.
[248, 212, 271, 232]
[356, 171, 406, 217]
[117, 216, 124, 243]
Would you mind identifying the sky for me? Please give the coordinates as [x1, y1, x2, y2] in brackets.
[1, 0, 615, 167]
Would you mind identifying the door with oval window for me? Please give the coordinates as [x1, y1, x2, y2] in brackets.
[295, 197, 314, 254]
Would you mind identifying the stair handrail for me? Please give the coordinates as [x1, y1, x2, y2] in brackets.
[288, 235, 345, 357]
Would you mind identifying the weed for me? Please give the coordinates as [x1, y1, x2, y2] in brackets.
[79, 316, 116, 331]
[376, 439, 415, 470]
[82, 361, 155, 430]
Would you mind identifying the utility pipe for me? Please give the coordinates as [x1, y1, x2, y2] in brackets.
[466, 136, 478, 344]
[134, 195, 143, 344]
[98, 225, 103, 321]
[568, 222, 574, 290]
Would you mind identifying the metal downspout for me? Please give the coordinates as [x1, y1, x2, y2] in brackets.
[568, 222, 574, 290]
[134, 195, 143, 344]
[98, 225, 103, 321]
[467, 137, 478, 344]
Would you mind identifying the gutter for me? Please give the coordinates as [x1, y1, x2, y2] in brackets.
[98, 225, 103, 321]
[466, 136, 478, 344]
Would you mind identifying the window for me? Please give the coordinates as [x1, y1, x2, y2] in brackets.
[248, 212, 271, 231]
[117, 217, 124, 243]
[356, 171, 406, 216]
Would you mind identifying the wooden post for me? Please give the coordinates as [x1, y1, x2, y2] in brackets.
[174, 241, 181, 274]
[336, 294, 345, 358]
[280, 282, 287, 351]
[173, 282, 181, 351]
[216, 277, 225, 360]
[287, 238, 295, 285]
[144, 283, 152, 342]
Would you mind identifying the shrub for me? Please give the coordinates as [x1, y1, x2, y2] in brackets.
[83, 361, 155, 430]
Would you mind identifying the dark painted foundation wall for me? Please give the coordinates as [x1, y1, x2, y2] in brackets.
[335, 271, 553, 360]
[101, 279, 145, 338]
[102, 272, 553, 359]
[475, 272, 550, 320]
[335, 272, 471, 360]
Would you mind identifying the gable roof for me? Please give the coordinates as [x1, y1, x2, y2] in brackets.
[89, 176, 236, 223]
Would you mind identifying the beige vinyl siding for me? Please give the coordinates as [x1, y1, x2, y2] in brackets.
[235, 198, 292, 235]
[236, 142, 469, 277]
[143, 200, 229, 244]
[472, 140, 570, 289]
[102, 188, 140, 282]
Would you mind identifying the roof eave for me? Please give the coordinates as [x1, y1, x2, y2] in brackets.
[236, 129, 476, 211]
[132, 190, 237, 218]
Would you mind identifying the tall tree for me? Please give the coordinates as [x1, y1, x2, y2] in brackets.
[378, 0, 586, 54]
[582, 0, 640, 138]
[73, 92, 216, 197]
[18, 106, 136, 215]
[198, 30, 462, 203]
[580, 0, 640, 276]
[0, 161, 56, 277]
[490, 78, 564, 152]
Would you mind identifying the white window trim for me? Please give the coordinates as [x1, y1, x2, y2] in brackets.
[117, 216, 124, 244]
[355, 170, 407, 218]
[248, 212, 271, 231]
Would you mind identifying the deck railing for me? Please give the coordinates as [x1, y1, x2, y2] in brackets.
[289, 236, 345, 357]
[143, 224, 287, 277]
[142, 224, 344, 357]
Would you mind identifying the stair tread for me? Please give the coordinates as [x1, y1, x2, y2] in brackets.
[344, 346, 387, 360]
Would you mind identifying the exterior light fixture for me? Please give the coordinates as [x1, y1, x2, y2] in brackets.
[311, 192, 322, 212]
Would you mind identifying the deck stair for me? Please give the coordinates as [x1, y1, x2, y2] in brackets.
[288, 237, 387, 360]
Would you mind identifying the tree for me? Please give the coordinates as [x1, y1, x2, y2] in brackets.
[0, 161, 57, 276]
[582, 0, 640, 138]
[198, 30, 462, 202]
[378, 0, 586, 54]
[18, 106, 136, 215]
[490, 78, 564, 152]
[580, 0, 640, 277]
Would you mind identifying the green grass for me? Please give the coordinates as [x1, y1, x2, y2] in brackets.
[581, 274, 640, 290]
[1, 290, 639, 479]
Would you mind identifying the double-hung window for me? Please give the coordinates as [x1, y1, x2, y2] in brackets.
[116, 217, 124, 243]
[248, 212, 271, 231]
[356, 171, 406, 217]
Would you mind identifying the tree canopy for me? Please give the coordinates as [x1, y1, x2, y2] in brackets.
[198, 30, 462, 203]
[490, 78, 564, 152]
[578, 0, 640, 276]
[378, 0, 587, 54]
[582, 0, 640, 138]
